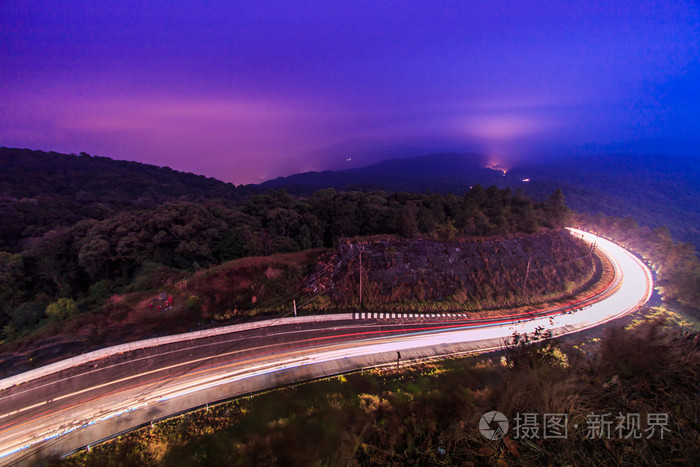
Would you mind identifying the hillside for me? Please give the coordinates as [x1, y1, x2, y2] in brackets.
[311, 230, 597, 311]
[0, 150, 569, 358]
[0, 230, 601, 376]
[0, 148, 252, 250]
[508, 154, 700, 248]
[2, 146, 698, 368]
[260, 152, 700, 248]
[0, 250, 325, 377]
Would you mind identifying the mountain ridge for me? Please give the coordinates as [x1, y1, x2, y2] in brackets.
[2, 147, 698, 248]
[261, 152, 507, 194]
[261, 152, 700, 248]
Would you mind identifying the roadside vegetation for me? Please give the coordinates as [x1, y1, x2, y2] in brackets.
[54, 307, 699, 466]
[0, 250, 325, 375]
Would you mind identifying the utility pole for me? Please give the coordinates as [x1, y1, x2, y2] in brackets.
[359, 248, 363, 310]
[522, 252, 532, 296]
[587, 235, 597, 258]
[293, 299, 297, 317]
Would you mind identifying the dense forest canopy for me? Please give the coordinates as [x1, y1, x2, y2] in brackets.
[0, 148, 252, 250]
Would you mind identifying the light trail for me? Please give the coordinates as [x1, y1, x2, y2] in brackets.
[0, 229, 653, 464]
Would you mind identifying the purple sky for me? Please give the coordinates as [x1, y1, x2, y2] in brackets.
[2, 1, 699, 184]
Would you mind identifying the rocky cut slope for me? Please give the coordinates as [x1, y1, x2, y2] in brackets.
[307, 229, 596, 311]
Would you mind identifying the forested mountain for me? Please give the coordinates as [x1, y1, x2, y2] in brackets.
[0, 148, 569, 342]
[261, 152, 700, 248]
[2, 147, 698, 354]
[7, 148, 696, 250]
[0, 148, 252, 251]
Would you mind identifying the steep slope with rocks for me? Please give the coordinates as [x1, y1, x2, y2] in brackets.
[308, 229, 597, 311]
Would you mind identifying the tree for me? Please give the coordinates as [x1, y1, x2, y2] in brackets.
[265, 208, 302, 238]
[3, 301, 46, 338]
[0, 252, 28, 330]
[545, 188, 568, 227]
[396, 204, 419, 238]
[434, 218, 458, 241]
[214, 228, 246, 262]
[512, 190, 539, 233]
[45, 298, 78, 320]
[78, 237, 112, 280]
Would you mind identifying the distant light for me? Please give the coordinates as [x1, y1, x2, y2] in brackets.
[521, 178, 530, 182]
[346, 157, 352, 162]
[485, 162, 508, 176]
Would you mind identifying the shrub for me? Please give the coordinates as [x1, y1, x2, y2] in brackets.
[2, 301, 47, 338]
[45, 298, 79, 321]
[88, 280, 112, 301]
[185, 295, 201, 310]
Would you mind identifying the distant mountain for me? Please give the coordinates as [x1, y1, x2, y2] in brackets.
[261, 153, 508, 194]
[293, 139, 428, 172]
[260, 152, 700, 248]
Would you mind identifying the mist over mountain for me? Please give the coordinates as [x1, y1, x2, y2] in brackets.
[261, 152, 700, 248]
[261, 153, 508, 194]
[507, 154, 700, 241]
[292, 139, 429, 173]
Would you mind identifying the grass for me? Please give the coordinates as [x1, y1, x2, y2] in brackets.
[53, 307, 699, 466]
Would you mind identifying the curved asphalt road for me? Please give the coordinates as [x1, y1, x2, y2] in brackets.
[0, 228, 653, 465]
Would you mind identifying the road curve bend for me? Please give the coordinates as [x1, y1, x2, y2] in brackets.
[0, 229, 653, 465]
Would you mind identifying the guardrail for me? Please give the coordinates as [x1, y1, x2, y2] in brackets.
[0, 314, 354, 391]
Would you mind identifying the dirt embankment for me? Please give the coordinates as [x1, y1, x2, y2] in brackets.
[308, 229, 596, 311]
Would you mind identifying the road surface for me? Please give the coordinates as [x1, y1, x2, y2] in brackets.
[0, 229, 652, 465]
